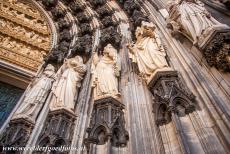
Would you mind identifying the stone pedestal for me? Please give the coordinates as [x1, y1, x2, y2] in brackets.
[84, 96, 129, 152]
[36, 109, 76, 151]
[147, 69, 196, 126]
[198, 26, 230, 71]
[0, 118, 34, 150]
[147, 69, 197, 153]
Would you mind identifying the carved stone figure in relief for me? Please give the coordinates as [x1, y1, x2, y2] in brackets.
[50, 56, 86, 112]
[92, 44, 121, 100]
[167, 0, 229, 44]
[127, 21, 169, 81]
[13, 64, 55, 123]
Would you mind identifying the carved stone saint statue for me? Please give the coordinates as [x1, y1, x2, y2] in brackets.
[13, 64, 55, 123]
[127, 21, 169, 82]
[49, 56, 86, 112]
[167, 0, 229, 44]
[92, 44, 121, 100]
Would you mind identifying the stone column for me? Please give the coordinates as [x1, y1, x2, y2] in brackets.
[171, 112, 191, 154]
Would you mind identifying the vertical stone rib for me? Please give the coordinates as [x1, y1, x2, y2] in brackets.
[109, 1, 164, 153]
[189, 112, 225, 153]
[70, 1, 101, 152]
[171, 113, 191, 154]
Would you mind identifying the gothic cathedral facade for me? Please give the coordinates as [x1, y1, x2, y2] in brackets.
[0, 0, 229, 154]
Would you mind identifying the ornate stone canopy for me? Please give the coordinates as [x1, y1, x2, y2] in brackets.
[0, 0, 52, 72]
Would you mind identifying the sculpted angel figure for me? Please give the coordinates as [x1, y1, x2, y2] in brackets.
[167, 0, 228, 44]
[49, 56, 86, 112]
[92, 44, 121, 99]
[13, 64, 55, 123]
[127, 21, 169, 81]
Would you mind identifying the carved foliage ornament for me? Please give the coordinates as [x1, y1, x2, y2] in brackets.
[70, 2, 93, 58]
[117, 0, 149, 40]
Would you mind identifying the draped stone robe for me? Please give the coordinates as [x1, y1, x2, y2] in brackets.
[13, 64, 55, 123]
[49, 56, 86, 112]
[128, 21, 169, 81]
[92, 44, 120, 100]
[168, 0, 228, 44]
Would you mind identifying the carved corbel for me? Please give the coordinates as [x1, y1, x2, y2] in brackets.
[0, 119, 34, 150]
[84, 97, 129, 151]
[36, 109, 76, 153]
[147, 70, 196, 126]
[198, 28, 230, 72]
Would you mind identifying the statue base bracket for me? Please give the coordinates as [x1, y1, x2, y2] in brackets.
[198, 25, 230, 71]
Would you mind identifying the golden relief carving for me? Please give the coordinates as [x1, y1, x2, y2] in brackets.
[0, 0, 52, 71]
[0, 3, 49, 35]
[0, 0, 43, 21]
[0, 36, 45, 61]
[0, 18, 50, 51]
[0, 47, 41, 71]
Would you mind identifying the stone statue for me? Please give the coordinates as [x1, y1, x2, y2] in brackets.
[127, 21, 169, 82]
[49, 56, 86, 112]
[92, 44, 121, 100]
[13, 64, 55, 123]
[167, 0, 229, 44]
